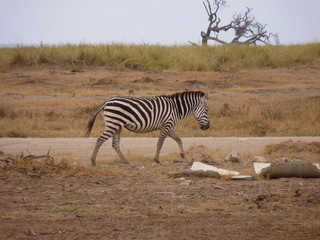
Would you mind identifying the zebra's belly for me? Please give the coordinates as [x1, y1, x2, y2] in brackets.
[124, 123, 159, 133]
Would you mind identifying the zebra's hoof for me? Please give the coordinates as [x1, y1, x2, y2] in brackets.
[174, 158, 189, 164]
[154, 158, 160, 164]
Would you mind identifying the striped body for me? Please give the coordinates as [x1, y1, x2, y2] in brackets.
[86, 91, 210, 166]
[105, 95, 176, 133]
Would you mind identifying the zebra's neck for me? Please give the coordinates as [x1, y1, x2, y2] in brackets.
[172, 94, 197, 119]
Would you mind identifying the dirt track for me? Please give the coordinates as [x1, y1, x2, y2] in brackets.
[1, 137, 320, 162]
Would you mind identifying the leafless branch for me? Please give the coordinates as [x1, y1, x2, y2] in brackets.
[188, 40, 199, 46]
[200, 1, 279, 45]
[0, 147, 58, 177]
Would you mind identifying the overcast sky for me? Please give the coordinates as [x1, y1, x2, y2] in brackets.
[1, 0, 319, 46]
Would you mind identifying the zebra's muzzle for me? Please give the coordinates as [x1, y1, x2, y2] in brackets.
[200, 123, 210, 130]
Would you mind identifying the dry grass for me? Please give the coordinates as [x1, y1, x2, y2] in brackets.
[0, 45, 320, 138]
[1, 43, 320, 72]
[208, 96, 320, 137]
[0, 71, 320, 138]
[1, 96, 319, 138]
[0, 151, 145, 178]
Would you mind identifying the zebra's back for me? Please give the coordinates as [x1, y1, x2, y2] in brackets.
[103, 96, 177, 133]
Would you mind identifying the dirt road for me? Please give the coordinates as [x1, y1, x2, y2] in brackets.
[1, 137, 320, 162]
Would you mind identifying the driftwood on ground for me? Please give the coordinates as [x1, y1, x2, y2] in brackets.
[0, 147, 59, 178]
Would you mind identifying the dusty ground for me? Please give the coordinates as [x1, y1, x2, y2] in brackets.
[1, 140, 320, 240]
[1, 66, 320, 239]
[1, 169, 320, 240]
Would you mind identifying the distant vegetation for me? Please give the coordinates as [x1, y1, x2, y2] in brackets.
[0, 43, 320, 72]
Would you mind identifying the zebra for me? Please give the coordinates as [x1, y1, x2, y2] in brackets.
[86, 91, 210, 166]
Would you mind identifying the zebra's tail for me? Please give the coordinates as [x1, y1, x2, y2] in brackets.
[85, 104, 105, 137]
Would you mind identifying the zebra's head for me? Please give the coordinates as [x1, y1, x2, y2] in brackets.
[194, 93, 210, 130]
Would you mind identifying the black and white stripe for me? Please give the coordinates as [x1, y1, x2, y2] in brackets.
[86, 91, 210, 166]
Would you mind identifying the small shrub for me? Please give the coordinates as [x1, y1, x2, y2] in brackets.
[0, 106, 6, 118]
[6, 128, 29, 138]
[251, 123, 272, 136]
[74, 104, 100, 116]
[261, 108, 283, 121]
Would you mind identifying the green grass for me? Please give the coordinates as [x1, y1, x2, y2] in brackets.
[1, 43, 319, 72]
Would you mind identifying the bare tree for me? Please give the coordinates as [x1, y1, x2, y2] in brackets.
[201, 0, 279, 45]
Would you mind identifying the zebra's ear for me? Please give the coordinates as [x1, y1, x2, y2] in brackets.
[204, 93, 209, 99]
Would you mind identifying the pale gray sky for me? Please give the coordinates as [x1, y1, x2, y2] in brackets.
[0, 0, 319, 45]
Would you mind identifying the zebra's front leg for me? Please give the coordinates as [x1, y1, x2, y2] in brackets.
[112, 131, 130, 164]
[168, 130, 185, 159]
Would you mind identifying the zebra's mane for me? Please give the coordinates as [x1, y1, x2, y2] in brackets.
[108, 91, 205, 101]
[161, 91, 205, 99]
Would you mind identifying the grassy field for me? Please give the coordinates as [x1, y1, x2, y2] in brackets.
[1, 96, 319, 138]
[1, 43, 320, 72]
[0, 44, 320, 138]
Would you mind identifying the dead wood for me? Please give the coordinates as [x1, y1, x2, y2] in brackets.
[0, 147, 59, 177]
[201, 0, 279, 45]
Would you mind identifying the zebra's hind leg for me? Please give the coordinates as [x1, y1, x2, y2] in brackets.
[91, 136, 108, 166]
[168, 130, 185, 159]
[112, 131, 130, 164]
[154, 127, 171, 163]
